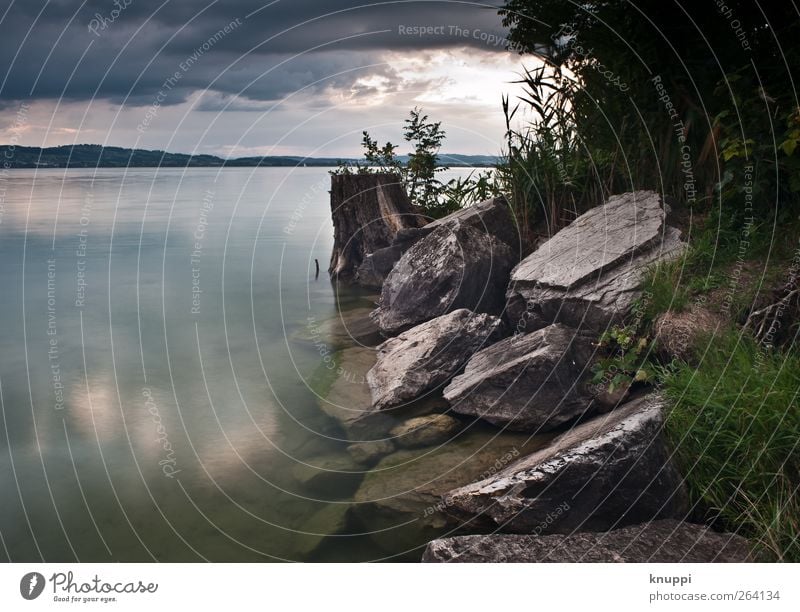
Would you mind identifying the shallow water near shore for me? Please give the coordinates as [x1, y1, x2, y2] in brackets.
[0, 166, 542, 562]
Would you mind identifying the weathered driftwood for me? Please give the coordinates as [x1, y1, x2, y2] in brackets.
[328, 173, 424, 280]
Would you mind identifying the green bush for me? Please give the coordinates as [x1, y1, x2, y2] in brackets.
[661, 330, 800, 561]
[334, 107, 502, 219]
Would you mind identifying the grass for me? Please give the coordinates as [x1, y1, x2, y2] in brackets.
[639, 259, 691, 323]
[660, 329, 800, 561]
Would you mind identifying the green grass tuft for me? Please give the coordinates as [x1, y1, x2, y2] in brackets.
[661, 329, 800, 561]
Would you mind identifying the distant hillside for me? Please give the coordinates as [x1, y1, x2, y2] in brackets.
[0, 144, 499, 169]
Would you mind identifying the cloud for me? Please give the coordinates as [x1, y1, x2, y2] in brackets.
[0, 0, 510, 105]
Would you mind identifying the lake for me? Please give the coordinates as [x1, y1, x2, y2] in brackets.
[0, 166, 488, 562]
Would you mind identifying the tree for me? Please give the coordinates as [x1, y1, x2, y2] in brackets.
[498, 1, 800, 220]
[403, 107, 448, 213]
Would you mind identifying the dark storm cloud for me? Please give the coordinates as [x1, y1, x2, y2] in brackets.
[0, 0, 508, 105]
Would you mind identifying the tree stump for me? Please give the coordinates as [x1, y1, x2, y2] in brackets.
[328, 173, 424, 281]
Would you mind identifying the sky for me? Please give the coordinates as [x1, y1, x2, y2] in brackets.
[0, 0, 537, 157]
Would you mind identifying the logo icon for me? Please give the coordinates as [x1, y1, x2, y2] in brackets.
[20, 572, 45, 600]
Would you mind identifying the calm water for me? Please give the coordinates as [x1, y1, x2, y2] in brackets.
[0, 166, 483, 562]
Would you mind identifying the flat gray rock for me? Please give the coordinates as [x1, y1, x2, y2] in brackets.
[372, 223, 515, 335]
[441, 394, 687, 533]
[422, 519, 752, 562]
[443, 324, 597, 431]
[506, 191, 686, 332]
[367, 309, 503, 411]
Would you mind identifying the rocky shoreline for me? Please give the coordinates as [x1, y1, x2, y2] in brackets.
[321, 181, 751, 562]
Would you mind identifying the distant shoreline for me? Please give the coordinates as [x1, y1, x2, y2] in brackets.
[0, 144, 498, 169]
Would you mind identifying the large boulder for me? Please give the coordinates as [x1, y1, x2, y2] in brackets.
[441, 394, 687, 533]
[506, 191, 686, 333]
[316, 346, 391, 439]
[367, 309, 503, 411]
[372, 223, 516, 335]
[356, 196, 520, 290]
[443, 323, 597, 431]
[422, 520, 752, 562]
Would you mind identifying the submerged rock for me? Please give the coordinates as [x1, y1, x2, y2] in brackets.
[350, 428, 548, 551]
[316, 346, 392, 438]
[389, 414, 462, 448]
[346, 440, 396, 465]
[303, 307, 382, 347]
[372, 223, 515, 335]
[422, 520, 752, 562]
[441, 394, 687, 533]
[290, 453, 363, 498]
[506, 191, 686, 332]
[367, 309, 503, 411]
[443, 323, 597, 431]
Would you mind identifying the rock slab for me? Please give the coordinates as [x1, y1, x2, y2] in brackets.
[372, 223, 515, 335]
[422, 519, 751, 562]
[443, 323, 597, 431]
[367, 309, 503, 411]
[442, 394, 687, 533]
[506, 191, 686, 332]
